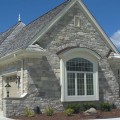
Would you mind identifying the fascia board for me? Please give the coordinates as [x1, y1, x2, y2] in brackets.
[0, 49, 48, 66]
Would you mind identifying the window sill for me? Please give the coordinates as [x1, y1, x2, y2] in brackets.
[61, 95, 99, 102]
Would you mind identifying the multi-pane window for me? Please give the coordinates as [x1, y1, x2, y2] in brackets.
[6, 75, 17, 81]
[67, 73, 75, 96]
[66, 58, 94, 96]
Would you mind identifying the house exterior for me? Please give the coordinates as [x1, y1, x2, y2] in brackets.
[0, 0, 120, 117]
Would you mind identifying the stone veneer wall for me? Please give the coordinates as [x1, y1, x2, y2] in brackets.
[3, 57, 63, 117]
[38, 4, 119, 106]
[98, 59, 119, 103]
[3, 96, 62, 117]
[0, 61, 21, 111]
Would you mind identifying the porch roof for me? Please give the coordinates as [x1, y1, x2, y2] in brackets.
[108, 52, 120, 63]
[0, 44, 48, 66]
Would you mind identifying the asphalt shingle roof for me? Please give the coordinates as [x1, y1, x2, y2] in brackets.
[0, 22, 25, 54]
[0, 0, 71, 58]
[0, 24, 18, 45]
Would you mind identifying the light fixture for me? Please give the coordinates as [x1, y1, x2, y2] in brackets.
[16, 76, 20, 85]
[5, 83, 11, 97]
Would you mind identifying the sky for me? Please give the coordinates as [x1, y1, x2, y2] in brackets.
[0, 0, 120, 51]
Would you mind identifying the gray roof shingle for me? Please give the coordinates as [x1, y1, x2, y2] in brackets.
[0, 22, 25, 54]
[0, 0, 71, 58]
[0, 24, 18, 45]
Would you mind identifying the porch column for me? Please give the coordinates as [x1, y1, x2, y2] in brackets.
[20, 59, 24, 95]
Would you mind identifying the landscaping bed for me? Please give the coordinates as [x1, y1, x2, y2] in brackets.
[11, 109, 120, 120]
[10, 102, 120, 120]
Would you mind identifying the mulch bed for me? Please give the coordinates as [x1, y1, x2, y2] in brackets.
[11, 109, 120, 120]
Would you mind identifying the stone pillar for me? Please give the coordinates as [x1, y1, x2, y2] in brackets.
[3, 99, 7, 117]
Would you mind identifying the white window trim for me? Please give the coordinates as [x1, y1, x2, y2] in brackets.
[60, 48, 100, 102]
[74, 15, 81, 27]
[67, 71, 94, 96]
[2, 71, 18, 77]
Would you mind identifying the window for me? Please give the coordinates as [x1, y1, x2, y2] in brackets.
[74, 16, 81, 27]
[60, 48, 100, 102]
[6, 75, 17, 81]
[3, 74, 18, 98]
[67, 58, 94, 96]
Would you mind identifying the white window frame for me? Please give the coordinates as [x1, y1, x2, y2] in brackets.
[67, 71, 94, 96]
[60, 48, 100, 102]
[74, 15, 81, 27]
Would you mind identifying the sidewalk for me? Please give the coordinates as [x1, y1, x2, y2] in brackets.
[0, 111, 15, 120]
[0, 116, 15, 120]
[95, 118, 120, 120]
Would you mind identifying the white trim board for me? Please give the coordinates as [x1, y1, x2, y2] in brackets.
[60, 48, 99, 102]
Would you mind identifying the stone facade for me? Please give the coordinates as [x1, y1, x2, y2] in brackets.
[1, 2, 120, 117]
[3, 58, 63, 116]
[38, 3, 119, 103]
[3, 95, 63, 117]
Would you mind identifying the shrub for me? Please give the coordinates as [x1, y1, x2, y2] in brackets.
[100, 102, 112, 111]
[44, 106, 54, 116]
[66, 103, 81, 113]
[82, 102, 97, 111]
[64, 108, 74, 116]
[24, 107, 35, 117]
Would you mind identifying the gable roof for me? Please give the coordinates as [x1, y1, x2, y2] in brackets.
[29, 0, 118, 53]
[0, 0, 118, 59]
[0, 0, 70, 58]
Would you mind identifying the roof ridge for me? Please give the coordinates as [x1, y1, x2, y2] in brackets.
[1, 22, 20, 34]
[7, 22, 25, 36]
[0, 22, 23, 45]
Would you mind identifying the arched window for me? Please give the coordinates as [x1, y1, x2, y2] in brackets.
[59, 48, 100, 102]
[66, 58, 94, 96]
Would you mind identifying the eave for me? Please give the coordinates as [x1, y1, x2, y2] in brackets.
[0, 48, 48, 66]
[108, 53, 120, 62]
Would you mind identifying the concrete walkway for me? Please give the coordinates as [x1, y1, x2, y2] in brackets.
[0, 116, 15, 120]
[0, 111, 15, 120]
[95, 118, 120, 120]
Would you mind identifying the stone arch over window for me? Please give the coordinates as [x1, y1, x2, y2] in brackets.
[59, 48, 100, 102]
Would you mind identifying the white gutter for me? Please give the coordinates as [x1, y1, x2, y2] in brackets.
[108, 53, 120, 63]
[0, 49, 49, 66]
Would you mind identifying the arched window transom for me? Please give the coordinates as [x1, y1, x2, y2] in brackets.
[67, 58, 93, 72]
